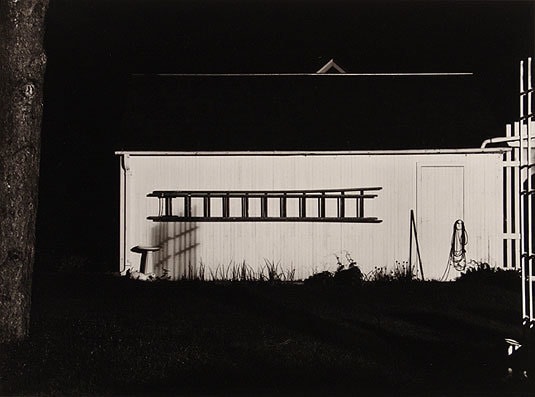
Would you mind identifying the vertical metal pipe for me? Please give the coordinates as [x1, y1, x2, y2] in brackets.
[505, 124, 512, 267]
[520, 59, 527, 320]
[514, 123, 522, 271]
[409, 210, 413, 277]
[411, 211, 425, 281]
[519, 121, 527, 321]
[528, 57, 534, 320]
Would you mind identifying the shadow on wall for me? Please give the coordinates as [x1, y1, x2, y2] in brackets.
[150, 213, 199, 279]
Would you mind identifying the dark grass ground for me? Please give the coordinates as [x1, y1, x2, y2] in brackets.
[0, 272, 531, 396]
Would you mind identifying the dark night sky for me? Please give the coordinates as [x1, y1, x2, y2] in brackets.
[36, 0, 534, 270]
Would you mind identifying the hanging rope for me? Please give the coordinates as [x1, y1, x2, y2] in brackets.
[441, 219, 468, 281]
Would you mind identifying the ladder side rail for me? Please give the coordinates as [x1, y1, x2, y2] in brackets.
[520, 60, 527, 321]
[520, 121, 527, 321]
[147, 216, 382, 223]
[149, 192, 378, 199]
[148, 186, 383, 197]
[528, 57, 534, 321]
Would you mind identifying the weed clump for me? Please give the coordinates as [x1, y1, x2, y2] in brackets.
[203, 260, 295, 282]
[304, 253, 363, 288]
[364, 261, 414, 283]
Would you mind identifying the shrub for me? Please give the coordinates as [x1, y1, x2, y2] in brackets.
[333, 265, 363, 287]
[456, 261, 520, 290]
[304, 270, 333, 287]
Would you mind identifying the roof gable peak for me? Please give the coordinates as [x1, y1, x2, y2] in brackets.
[316, 59, 347, 74]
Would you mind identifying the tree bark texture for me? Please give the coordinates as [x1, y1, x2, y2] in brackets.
[0, 0, 48, 342]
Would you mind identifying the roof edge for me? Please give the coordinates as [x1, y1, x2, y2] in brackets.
[115, 148, 510, 156]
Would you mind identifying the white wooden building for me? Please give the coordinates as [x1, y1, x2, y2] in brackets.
[116, 148, 509, 281]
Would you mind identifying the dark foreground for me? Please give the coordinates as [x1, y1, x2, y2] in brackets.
[0, 272, 531, 396]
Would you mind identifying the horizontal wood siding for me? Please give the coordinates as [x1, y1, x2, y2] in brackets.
[121, 153, 503, 280]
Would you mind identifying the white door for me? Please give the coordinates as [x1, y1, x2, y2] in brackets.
[417, 165, 464, 281]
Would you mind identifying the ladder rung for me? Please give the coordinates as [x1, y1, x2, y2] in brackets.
[241, 196, 249, 218]
[184, 195, 192, 217]
[222, 195, 230, 217]
[204, 196, 211, 217]
[520, 189, 535, 195]
[164, 197, 172, 216]
[299, 194, 307, 218]
[280, 195, 287, 218]
[261, 195, 268, 218]
[503, 232, 521, 240]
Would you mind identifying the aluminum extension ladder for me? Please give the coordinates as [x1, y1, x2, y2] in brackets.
[147, 187, 383, 223]
[505, 57, 535, 380]
[519, 58, 535, 331]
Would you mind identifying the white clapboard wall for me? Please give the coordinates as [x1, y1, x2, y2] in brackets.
[117, 150, 505, 280]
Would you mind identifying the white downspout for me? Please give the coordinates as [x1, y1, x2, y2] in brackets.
[120, 154, 132, 273]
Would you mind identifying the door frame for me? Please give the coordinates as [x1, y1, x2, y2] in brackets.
[415, 162, 466, 279]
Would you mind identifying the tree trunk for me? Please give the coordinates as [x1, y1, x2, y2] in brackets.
[0, 0, 48, 342]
